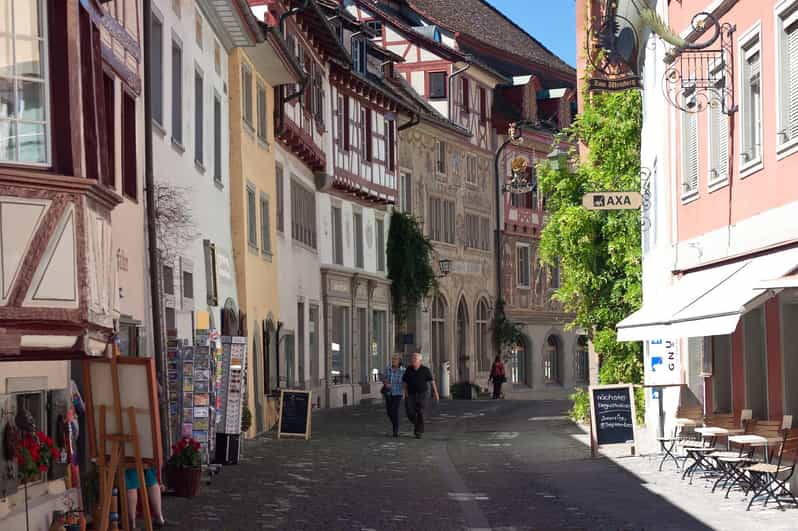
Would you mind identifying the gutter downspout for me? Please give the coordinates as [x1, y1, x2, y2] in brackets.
[143, 0, 170, 458]
[275, 2, 312, 137]
[397, 112, 420, 131]
[448, 60, 471, 120]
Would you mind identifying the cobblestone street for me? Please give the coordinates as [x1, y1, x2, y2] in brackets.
[156, 399, 787, 531]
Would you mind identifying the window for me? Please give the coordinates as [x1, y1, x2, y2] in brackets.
[708, 64, 729, 187]
[165, 306, 176, 331]
[462, 77, 470, 113]
[171, 39, 183, 145]
[122, 92, 137, 199]
[214, 40, 221, 76]
[309, 305, 319, 384]
[260, 193, 271, 255]
[182, 270, 194, 299]
[372, 310, 387, 374]
[777, 4, 798, 150]
[290, 179, 316, 248]
[430, 296, 447, 370]
[343, 96, 350, 149]
[428, 197, 455, 243]
[366, 20, 382, 38]
[151, 13, 164, 125]
[466, 154, 477, 185]
[276, 163, 284, 232]
[435, 140, 446, 174]
[516, 244, 530, 287]
[740, 32, 762, 169]
[681, 96, 699, 198]
[242, 63, 253, 126]
[399, 172, 412, 213]
[331, 305, 349, 382]
[384, 119, 396, 171]
[195, 8, 203, 49]
[576, 336, 589, 383]
[257, 82, 267, 142]
[213, 94, 221, 183]
[476, 299, 490, 371]
[0, 0, 49, 164]
[194, 70, 203, 165]
[464, 214, 489, 250]
[104, 74, 116, 188]
[284, 333, 295, 387]
[313, 65, 324, 124]
[203, 240, 218, 306]
[162, 265, 174, 295]
[331, 206, 343, 265]
[247, 184, 257, 248]
[550, 258, 560, 289]
[429, 71, 447, 99]
[544, 335, 560, 384]
[297, 302, 305, 384]
[353, 39, 367, 74]
[353, 212, 363, 268]
[479, 87, 487, 122]
[376, 218, 385, 271]
[362, 108, 373, 161]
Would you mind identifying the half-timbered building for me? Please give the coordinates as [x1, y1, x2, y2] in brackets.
[0, 0, 141, 524]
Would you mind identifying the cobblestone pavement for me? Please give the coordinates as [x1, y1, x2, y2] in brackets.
[157, 399, 797, 530]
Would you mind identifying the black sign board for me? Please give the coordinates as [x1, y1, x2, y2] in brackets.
[277, 389, 312, 440]
[589, 384, 636, 456]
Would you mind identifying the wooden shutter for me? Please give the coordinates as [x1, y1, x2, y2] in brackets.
[343, 96, 350, 150]
[788, 24, 798, 140]
[203, 240, 218, 306]
[683, 109, 698, 194]
[710, 102, 728, 182]
[462, 77, 470, 112]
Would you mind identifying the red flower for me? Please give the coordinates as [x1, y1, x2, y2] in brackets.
[39, 464, 47, 472]
[51, 448, 60, 459]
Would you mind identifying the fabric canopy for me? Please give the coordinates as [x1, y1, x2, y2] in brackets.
[617, 247, 798, 341]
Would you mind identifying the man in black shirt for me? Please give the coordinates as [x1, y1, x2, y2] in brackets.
[402, 352, 440, 438]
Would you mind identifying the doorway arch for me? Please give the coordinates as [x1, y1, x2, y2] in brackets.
[430, 295, 447, 373]
[456, 298, 470, 382]
[544, 334, 562, 385]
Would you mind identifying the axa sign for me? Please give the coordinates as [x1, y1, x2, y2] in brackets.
[582, 192, 642, 210]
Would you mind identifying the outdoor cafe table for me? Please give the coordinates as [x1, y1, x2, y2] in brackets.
[681, 427, 746, 483]
[727, 434, 783, 462]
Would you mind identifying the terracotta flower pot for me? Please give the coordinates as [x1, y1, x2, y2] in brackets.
[167, 465, 201, 497]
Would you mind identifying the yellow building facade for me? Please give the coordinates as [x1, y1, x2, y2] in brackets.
[228, 31, 301, 435]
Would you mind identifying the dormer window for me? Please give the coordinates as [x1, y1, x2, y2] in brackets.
[429, 72, 447, 99]
[366, 20, 382, 39]
[353, 39, 367, 75]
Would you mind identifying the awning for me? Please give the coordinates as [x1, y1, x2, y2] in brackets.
[617, 247, 798, 341]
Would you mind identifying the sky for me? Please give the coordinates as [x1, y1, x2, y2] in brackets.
[488, 0, 577, 67]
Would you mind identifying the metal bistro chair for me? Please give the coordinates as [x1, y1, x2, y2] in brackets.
[682, 414, 738, 485]
[658, 404, 704, 472]
[716, 417, 784, 498]
[742, 428, 798, 511]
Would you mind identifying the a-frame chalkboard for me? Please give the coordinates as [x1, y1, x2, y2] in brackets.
[588, 384, 637, 457]
[277, 389, 312, 440]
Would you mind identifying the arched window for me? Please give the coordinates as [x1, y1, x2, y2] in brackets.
[476, 299, 490, 371]
[456, 298, 469, 382]
[544, 335, 561, 384]
[576, 336, 589, 383]
[430, 295, 447, 371]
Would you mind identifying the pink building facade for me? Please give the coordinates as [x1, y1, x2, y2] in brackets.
[614, 0, 798, 448]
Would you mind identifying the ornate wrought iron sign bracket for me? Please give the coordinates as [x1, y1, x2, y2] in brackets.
[663, 13, 737, 115]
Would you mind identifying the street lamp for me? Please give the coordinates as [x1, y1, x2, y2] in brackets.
[493, 120, 540, 307]
[547, 144, 566, 170]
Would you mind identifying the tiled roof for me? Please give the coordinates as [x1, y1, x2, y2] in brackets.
[405, 0, 575, 78]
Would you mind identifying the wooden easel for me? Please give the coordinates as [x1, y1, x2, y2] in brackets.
[94, 345, 154, 531]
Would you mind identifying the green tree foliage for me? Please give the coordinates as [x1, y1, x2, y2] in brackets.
[387, 212, 437, 325]
[536, 90, 644, 422]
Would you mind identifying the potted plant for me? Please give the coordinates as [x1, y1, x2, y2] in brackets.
[166, 437, 202, 497]
[16, 430, 60, 531]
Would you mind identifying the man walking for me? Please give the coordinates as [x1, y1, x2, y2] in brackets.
[402, 353, 440, 438]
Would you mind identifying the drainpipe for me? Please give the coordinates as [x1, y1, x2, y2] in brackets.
[322, 270, 330, 407]
[274, 1, 312, 137]
[142, 0, 170, 457]
[448, 60, 471, 120]
[397, 113, 420, 131]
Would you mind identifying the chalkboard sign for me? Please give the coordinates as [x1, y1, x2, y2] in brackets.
[588, 384, 636, 457]
[277, 389, 312, 440]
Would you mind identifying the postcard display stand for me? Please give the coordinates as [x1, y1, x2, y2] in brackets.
[166, 337, 184, 446]
[215, 336, 247, 465]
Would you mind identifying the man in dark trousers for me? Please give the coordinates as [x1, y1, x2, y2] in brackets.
[402, 352, 440, 438]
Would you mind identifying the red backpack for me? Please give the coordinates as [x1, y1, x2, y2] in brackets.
[493, 362, 505, 377]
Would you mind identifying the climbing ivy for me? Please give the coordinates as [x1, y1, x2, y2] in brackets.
[387, 211, 437, 326]
[489, 299, 523, 353]
[535, 89, 645, 422]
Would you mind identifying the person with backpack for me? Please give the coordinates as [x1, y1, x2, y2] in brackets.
[489, 355, 507, 399]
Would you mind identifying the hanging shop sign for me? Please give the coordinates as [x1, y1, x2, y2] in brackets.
[586, 1, 645, 92]
[582, 192, 642, 210]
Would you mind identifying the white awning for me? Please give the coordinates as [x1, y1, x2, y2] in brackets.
[757, 273, 798, 289]
[617, 247, 798, 341]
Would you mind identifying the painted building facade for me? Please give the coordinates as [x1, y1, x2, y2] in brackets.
[228, 6, 301, 433]
[607, 0, 798, 452]
[0, 0, 136, 527]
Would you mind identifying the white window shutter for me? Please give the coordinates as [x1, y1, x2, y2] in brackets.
[682, 109, 699, 194]
[788, 25, 798, 140]
[718, 108, 729, 179]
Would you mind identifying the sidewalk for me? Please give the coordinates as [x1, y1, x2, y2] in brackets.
[568, 422, 798, 530]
